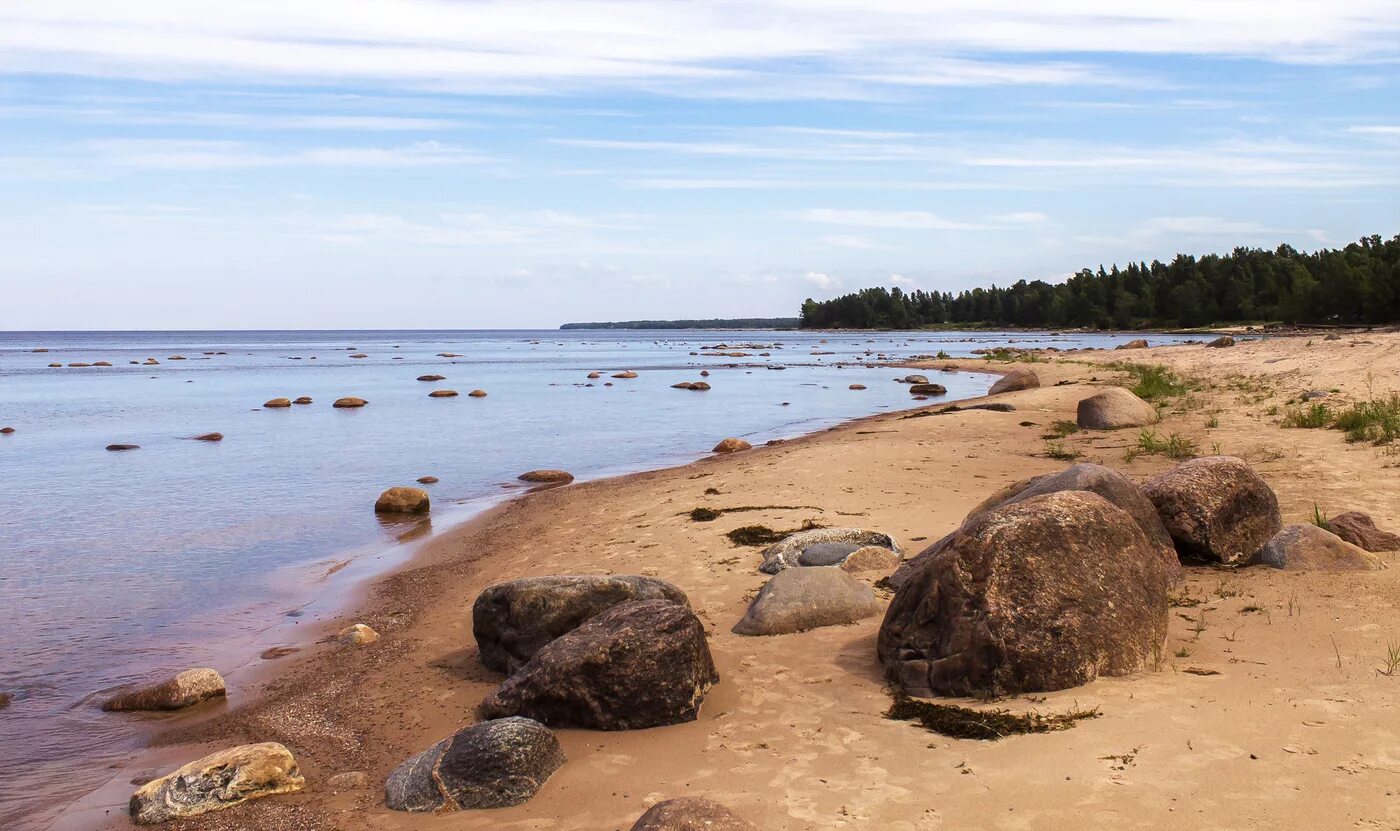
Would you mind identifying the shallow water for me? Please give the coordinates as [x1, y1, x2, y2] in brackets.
[0, 328, 1197, 827]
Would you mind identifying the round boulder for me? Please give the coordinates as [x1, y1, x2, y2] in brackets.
[129, 742, 303, 824]
[879, 491, 1171, 697]
[1077, 387, 1157, 430]
[1250, 524, 1384, 571]
[712, 437, 752, 454]
[630, 797, 757, 831]
[386, 717, 564, 812]
[478, 599, 719, 730]
[732, 568, 882, 636]
[468, 389, 488, 398]
[1325, 511, 1400, 552]
[840, 545, 902, 575]
[1142, 456, 1281, 564]
[375, 487, 430, 515]
[103, 668, 226, 712]
[988, 368, 1040, 395]
[760, 528, 900, 574]
[473, 575, 690, 674]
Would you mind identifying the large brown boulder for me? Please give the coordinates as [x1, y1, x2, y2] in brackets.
[712, 437, 752, 453]
[1077, 387, 1157, 430]
[375, 487, 430, 514]
[879, 491, 1171, 697]
[104, 668, 226, 712]
[1115, 338, 1149, 350]
[385, 717, 564, 812]
[988, 368, 1039, 395]
[478, 599, 718, 730]
[1250, 524, 1385, 571]
[473, 575, 691, 674]
[732, 568, 882, 636]
[1142, 456, 1281, 564]
[1207, 335, 1236, 348]
[630, 797, 757, 830]
[1326, 511, 1400, 552]
[129, 742, 304, 824]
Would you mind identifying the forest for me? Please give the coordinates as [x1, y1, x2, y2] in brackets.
[797, 234, 1400, 330]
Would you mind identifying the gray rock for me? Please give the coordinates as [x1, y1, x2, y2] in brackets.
[759, 528, 900, 574]
[733, 568, 882, 636]
[1250, 524, 1385, 571]
[473, 575, 690, 674]
[1076, 387, 1157, 430]
[797, 542, 861, 566]
[902, 374, 930, 385]
[385, 717, 564, 812]
[104, 668, 226, 712]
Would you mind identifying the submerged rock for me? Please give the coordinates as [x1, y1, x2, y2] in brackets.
[473, 575, 690, 674]
[417, 374, 446, 381]
[106, 444, 140, 451]
[129, 742, 304, 824]
[263, 397, 292, 408]
[1142, 456, 1281, 564]
[908, 383, 947, 395]
[629, 797, 757, 831]
[612, 371, 639, 379]
[1077, 387, 1157, 430]
[732, 567, 882, 636]
[429, 389, 459, 398]
[385, 717, 564, 812]
[293, 396, 313, 405]
[880, 491, 1171, 698]
[988, 368, 1040, 394]
[759, 528, 900, 574]
[191, 432, 223, 442]
[1326, 511, 1400, 552]
[712, 437, 752, 453]
[103, 668, 226, 712]
[479, 599, 718, 730]
[1251, 524, 1384, 571]
[375, 487, 430, 514]
[518, 469, 574, 484]
[333, 396, 368, 408]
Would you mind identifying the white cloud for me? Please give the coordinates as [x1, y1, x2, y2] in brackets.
[821, 234, 895, 250]
[794, 208, 992, 231]
[890, 274, 918, 288]
[804, 271, 840, 291]
[1139, 216, 1282, 236]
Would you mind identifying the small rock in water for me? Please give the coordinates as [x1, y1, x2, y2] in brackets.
[337, 623, 380, 646]
[417, 374, 446, 382]
[909, 383, 947, 395]
[902, 374, 929, 384]
[333, 396, 368, 408]
[92, 361, 112, 367]
[191, 432, 223, 442]
[263, 397, 292, 408]
[104, 668, 226, 712]
[293, 396, 313, 405]
[349, 353, 368, 359]
[587, 371, 602, 379]
[712, 437, 752, 453]
[468, 389, 488, 397]
[0, 427, 14, 434]
[0, 692, 13, 709]
[429, 389, 459, 398]
[106, 444, 140, 451]
[518, 469, 574, 484]
[612, 370, 639, 379]
[385, 717, 564, 812]
[629, 797, 757, 831]
[129, 742, 304, 824]
[260, 646, 299, 660]
[417, 475, 439, 484]
[48, 362, 62, 367]
[849, 384, 866, 390]
[375, 487, 430, 514]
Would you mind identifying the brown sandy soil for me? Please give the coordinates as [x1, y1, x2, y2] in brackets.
[78, 334, 1400, 831]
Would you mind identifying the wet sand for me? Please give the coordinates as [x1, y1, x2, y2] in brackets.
[75, 335, 1400, 830]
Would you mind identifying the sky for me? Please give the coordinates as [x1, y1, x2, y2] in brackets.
[2, 1, 1398, 329]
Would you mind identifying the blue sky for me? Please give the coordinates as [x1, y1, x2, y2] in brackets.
[2, 1, 1398, 329]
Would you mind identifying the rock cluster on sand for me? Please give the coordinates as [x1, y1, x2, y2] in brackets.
[333, 396, 368, 408]
[337, 623, 380, 646]
[759, 527, 900, 574]
[908, 383, 947, 395]
[374, 487, 430, 514]
[712, 437, 752, 453]
[1077, 387, 1157, 430]
[629, 797, 757, 830]
[385, 717, 564, 812]
[518, 469, 574, 484]
[263, 397, 292, 408]
[103, 668, 226, 712]
[479, 599, 718, 730]
[880, 491, 1171, 697]
[1326, 511, 1400, 552]
[988, 368, 1040, 394]
[1142, 456, 1281, 564]
[1207, 335, 1236, 348]
[733, 568, 881, 636]
[474, 575, 690, 673]
[129, 742, 304, 824]
[1251, 524, 1384, 571]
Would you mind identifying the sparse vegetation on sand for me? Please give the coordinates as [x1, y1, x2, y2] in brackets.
[1126, 429, 1197, 461]
[1281, 402, 1334, 429]
[1044, 439, 1081, 461]
[885, 694, 1099, 740]
[1108, 362, 1193, 402]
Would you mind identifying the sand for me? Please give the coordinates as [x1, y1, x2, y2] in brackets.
[75, 333, 1400, 830]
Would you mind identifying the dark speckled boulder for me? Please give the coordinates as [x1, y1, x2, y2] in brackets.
[630, 797, 757, 830]
[385, 717, 564, 812]
[478, 599, 718, 730]
[879, 491, 1170, 698]
[473, 576, 691, 674]
[1142, 456, 1281, 564]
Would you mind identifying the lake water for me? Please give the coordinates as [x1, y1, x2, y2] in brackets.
[0, 328, 1199, 827]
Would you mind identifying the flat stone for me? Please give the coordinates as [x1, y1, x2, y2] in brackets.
[797, 542, 861, 566]
[518, 469, 574, 484]
[333, 397, 368, 408]
[129, 742, 304, 824]
[104, 668, 226, 712]
[106, 444, 140, 451]
[732, 568, 882, 636]
[263, 398, 292, 408]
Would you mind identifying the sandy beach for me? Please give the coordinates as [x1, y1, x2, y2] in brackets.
[75, 332, 1400, 830]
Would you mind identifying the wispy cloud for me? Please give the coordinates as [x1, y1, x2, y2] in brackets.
[821, 234, 896, 250]
[793, 208, 992, 231]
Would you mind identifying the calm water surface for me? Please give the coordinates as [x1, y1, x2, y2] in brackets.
[0, 328, 1198, 827]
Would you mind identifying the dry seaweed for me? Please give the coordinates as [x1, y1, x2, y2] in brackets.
[686, 504, 822, 523]
[725, 519, 824, 546]
[885, 693, 1099, 740]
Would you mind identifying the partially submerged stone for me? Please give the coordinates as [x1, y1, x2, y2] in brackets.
[1326, 511, 1400, 552]
[879, 491, 1171, 698]
[191, 432, 223, 442]
[988, 368, 1040, 394]
[908, 383, 947, 395]
[1077, 387, 1157, 430]
[385, 717, 564, 812]
[468, 389, 488, 397]
[428, 389, 459, 398]
[1251, 524, 1385, 571]
[1116, 338, 1149, 350]
[263, 397, 292, 408]
[473, 575, 690, 673]
[630, 797, 758, 831]
[106, 444, 140, 451]
[417, 374, 446, 381]
[333, 396, 368, 408]
[479, 599, 718, 730]
[129, 742, 304, 824]
[1207, 335, 1236, 348]
[104, 668, 226, 712]
[902, 374, 929, 384]
[732, 567, 882, 636]
[518, 469, 574, 484]
[712, 437, 752, 453]
[759, 527, 900, 574]
[374, 487, 430, 514]
[1142, 456, 1281, 564]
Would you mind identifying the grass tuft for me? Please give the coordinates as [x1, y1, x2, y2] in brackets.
[1281, 403, 1334, 429]
[885, 693, 1099, 740]
[1102, 362, 1193, 402]
[1043, 420, 1079, 439]
[1332, 395, 1400, 444]
[1126, 429, 1197, 461]
[1044, 439, 1081, 461]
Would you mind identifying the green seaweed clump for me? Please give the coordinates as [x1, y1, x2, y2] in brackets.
[885, 694, 1099, 741]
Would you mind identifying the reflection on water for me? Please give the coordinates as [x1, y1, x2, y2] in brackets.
[0, 327, 1198, 827]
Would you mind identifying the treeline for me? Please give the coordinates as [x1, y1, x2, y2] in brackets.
[798, 234, 1400, 329]
[561, 318, 798, 330]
